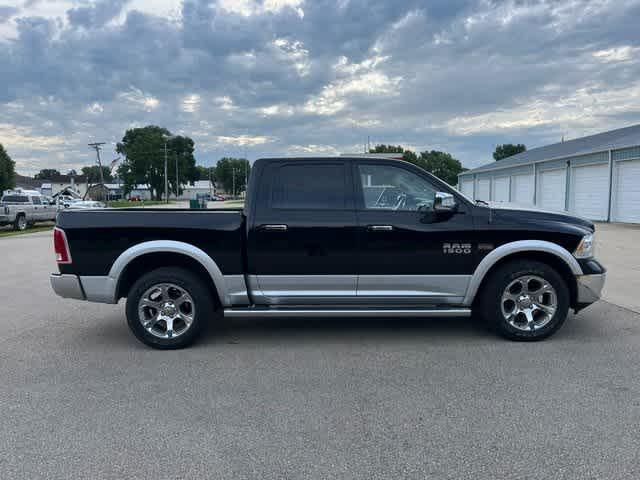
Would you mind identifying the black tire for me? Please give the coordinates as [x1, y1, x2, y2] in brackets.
[126, 267, 216, 349]
[14, 214, 27, 231]
[477, 260, 570, 341]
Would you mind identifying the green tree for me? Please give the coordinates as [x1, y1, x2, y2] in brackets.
[368, 144, 465, 185]
[369, 144, 418, 164]
[493, 143, 526, 161]
[81, 165, 113, 184]
[369, 144, 405, 154]
[0, 143, 16, 193]
[215, 158, 250, 196]
[116, 126, 197, 200]
[34, 168, 61, 180]
[415, 150, 466, 185]
[195, 165, 215, 182]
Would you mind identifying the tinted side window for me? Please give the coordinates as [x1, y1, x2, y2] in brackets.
[1, 195, 28, 203]
[271, 163, 347, 210]
[358, 164, 438, 212]
[32, 196, 42, 205]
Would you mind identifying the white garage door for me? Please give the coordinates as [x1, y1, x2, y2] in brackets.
[460, 179, 474, 198]
[612, 159, 640, 223]
[569, 163, 609, 221]
[492, 177, 510, 202]
[476, 178, 490, 201]
[539, 168, 566, 211]
[512, 174, 534, 205]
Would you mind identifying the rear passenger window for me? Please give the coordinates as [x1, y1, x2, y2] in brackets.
[271, 163, 347, 210]
[32, 197, 41, 205]
[1, 195, 28, 203]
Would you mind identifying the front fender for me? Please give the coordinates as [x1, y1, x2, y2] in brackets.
[463, 240, 582, 306]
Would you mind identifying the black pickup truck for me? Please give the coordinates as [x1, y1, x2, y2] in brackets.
[51, 156, 605, 348]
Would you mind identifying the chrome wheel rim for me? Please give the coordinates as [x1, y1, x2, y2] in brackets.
[138, 283, 195, 339]
[501, 275, 557, 332]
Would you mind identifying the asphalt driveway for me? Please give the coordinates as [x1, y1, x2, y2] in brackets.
[1, 229, 639, 479]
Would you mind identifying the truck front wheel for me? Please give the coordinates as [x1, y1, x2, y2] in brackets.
[478, 260, 570, 341]
[126, 267, 214, 349]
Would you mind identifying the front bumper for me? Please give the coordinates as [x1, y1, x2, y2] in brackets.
[50, 274, 86, 300]
[576, 273, 606, 304]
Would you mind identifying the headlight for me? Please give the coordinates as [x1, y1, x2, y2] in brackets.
[573, 233, 595, 259]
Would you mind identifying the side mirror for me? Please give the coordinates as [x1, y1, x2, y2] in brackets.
[434, 192, 457, 213]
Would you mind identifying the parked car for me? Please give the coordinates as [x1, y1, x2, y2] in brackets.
[57, 195, 81, 208]
[68, 201, 107, 209]
[50, 156, 605, 349]
[1, 192, 58, 230]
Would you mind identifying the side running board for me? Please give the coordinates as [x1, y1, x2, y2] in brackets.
[223, 307, 471, 318]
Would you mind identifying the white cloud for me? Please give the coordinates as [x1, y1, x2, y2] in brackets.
[215, 96, 237, 111]
[0, 123, 65, 155]
[86, 102, 104, 114]
[216, 134, 275, 146]
[218, 0, 304, 17]
[273, 38, 310, 76]
[333, 54, 390, 75]
[304, 71, 402, 116]
[259, 104, 294, 116]
[444, 81, 640, 135]
[181, 94, 201, 113]
[593, 46, 639, 62]
[118, 88, 160, 112]
[286, 144, 341, 155]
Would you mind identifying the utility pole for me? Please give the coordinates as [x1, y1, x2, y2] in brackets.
[232, 168, 236, 198]
[88, 142, 106, 201]
[164, 141, 168, 203]
[245, 161, 248, 198]
[244, 146, 248, 198]
[175, 151, 179, 199]
[208, 166, 213, 198]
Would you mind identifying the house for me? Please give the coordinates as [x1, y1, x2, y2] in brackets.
[178, 180, 215, 200]
[458, 124, 640, 224]
[14, 174, 42, 192]
[40, 174, 89, 198]
[86, 183, 124, 201]
[128, 184, 152, 201]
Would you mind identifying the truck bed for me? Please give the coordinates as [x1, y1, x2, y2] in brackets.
[56, 208, 246, 277]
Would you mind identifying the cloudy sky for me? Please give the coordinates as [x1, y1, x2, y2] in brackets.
[1, 0, 640, 175]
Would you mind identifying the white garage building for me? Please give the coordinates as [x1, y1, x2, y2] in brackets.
[458, 124, 640, 223]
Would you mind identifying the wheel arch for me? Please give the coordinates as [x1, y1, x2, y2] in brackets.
[111, 241, 229, 306]
[464, 240, 582, 308]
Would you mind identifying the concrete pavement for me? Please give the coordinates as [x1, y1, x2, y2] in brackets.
[1, 230, 639, 479]
[595, 222, 640, 313]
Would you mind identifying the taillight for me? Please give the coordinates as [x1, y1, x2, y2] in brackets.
[53, 227, 72, 264]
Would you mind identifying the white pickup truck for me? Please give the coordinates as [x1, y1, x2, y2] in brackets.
[0, 192, 58, 230]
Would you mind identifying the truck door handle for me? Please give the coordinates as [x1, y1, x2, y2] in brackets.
[261, 224, 288, 232]
[368, 225, 394, 232]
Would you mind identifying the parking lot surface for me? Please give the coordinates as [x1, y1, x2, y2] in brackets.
[2, 230, 640, 479]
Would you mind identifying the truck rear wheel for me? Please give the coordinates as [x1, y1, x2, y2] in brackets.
[478, 260, 570, 341]
[14, 214, 27, 231]
[125, 267, 214, 349]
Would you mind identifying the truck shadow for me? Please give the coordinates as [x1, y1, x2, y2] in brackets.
[84, 309, 605, 349]
[200, 315, 494, 346]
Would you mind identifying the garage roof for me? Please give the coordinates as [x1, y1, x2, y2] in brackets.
[461, 123, 640, 176]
